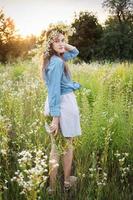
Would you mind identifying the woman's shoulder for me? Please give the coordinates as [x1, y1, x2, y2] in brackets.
[50, 55, 64, 64]
[48, 55, 64, 68]
[47, 55, 64, 71]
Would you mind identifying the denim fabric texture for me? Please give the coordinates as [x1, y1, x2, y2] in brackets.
[43, 47, 81, 117]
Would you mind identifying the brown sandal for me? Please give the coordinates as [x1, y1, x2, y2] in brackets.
[46, 186, 56, 195]
[64, 176, 78, 191]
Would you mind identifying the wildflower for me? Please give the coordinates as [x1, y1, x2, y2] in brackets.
[114, 150, 121, 158]
[11, 149, 48, 196]
[119, 157, 125, 163]
[82, 174, 85, 178]
[49, 158, 58, 164]
[123, 152, 129, 157]
[1, 149, 7, 155]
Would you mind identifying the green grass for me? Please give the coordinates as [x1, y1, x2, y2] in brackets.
[0, 60, 133, 200]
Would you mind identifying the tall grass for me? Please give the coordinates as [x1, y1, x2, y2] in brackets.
[0, 60, 133, 200]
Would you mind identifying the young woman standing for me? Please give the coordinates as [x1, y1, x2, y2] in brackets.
[41, 28, 82, 193]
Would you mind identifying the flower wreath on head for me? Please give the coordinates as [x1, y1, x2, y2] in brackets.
[43, 27, 75, 56]
[43, 29, 63, 56]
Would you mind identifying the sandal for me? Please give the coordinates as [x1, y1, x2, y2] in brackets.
[64, 176, 78, 191]
[46, 186, 55, 195]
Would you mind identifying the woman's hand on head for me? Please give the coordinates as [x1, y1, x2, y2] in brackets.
[50, 117, 59, 136]
[64, 43, 76, 51]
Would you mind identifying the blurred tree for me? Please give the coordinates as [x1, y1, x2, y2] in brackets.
[0, 8, 37, 63]
[96, 17, 133, 60]
[95, 0, 133, 61]
[0, 9, 16, 45]
[68, 11, 103, 62]
[102, 0, 133, 23]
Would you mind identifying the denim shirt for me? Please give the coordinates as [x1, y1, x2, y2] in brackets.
[43, 47, 81, 117]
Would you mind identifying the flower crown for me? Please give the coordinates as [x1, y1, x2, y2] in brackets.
[44, 30, 62, 56]
[43, 27, 75, 56]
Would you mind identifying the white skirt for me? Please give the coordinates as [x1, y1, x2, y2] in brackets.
[44, 91, 82, 137]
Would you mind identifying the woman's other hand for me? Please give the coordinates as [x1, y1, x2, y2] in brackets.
[50, 117, 59, 136]
[64, 43, 76, 51]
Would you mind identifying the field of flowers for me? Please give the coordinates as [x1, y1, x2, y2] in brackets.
[0, 60, 133, 200]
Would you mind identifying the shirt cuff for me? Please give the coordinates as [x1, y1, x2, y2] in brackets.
[72, 47, 79, 55]
[50, 107, 61, 117]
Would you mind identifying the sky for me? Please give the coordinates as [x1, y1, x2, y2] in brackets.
[0, 0, 109, 36]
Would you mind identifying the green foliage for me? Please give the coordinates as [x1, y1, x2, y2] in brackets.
[0, 2, 133, 63]
[0, 9, 37, 63]
[102, 0, 133, 23]
[0, 60, 133, 199]
[69, 11, 103, 62]
[97, 0, 133, 61]
[96, 17, 133, 60]
[0, 9, 15, 44]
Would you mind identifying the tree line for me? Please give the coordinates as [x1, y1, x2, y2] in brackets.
[0, 0, 133, 63]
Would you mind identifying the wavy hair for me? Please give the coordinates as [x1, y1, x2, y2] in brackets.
[40, 27, 71, 81]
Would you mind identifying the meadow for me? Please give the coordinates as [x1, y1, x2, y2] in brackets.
[0, 59, 133, 200]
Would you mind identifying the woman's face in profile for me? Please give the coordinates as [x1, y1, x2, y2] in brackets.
[52, 33, 66, 54]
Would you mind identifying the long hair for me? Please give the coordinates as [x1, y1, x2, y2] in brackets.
[40, 28, 71, 81]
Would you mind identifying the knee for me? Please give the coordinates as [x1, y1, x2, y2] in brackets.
[50, 143, 59, 156]
[66, 137, 73, 147]
[63, 137, 73, 153]
[50, 147, 59, 161]
[49, 158, 59, 171]
[49, 146, 59, 168]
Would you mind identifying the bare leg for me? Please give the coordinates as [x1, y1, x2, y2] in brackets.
[62, 137, 73, 182]
[49, 137, 59, 190]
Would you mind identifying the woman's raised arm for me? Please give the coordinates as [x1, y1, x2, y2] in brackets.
[63, 44, 79, 61]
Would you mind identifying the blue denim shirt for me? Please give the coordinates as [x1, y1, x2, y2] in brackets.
[43, 47, 81, 117]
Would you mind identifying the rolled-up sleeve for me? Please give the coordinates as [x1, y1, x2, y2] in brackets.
[63, 47, 79, 61]
[47, 58, 63, 117]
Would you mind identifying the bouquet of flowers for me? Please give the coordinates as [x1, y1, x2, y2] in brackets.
[44, 115, 58, 145]
[44, 115, 53, 134]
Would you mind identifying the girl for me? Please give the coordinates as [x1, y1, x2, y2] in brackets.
[41, 27, 82, 194]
